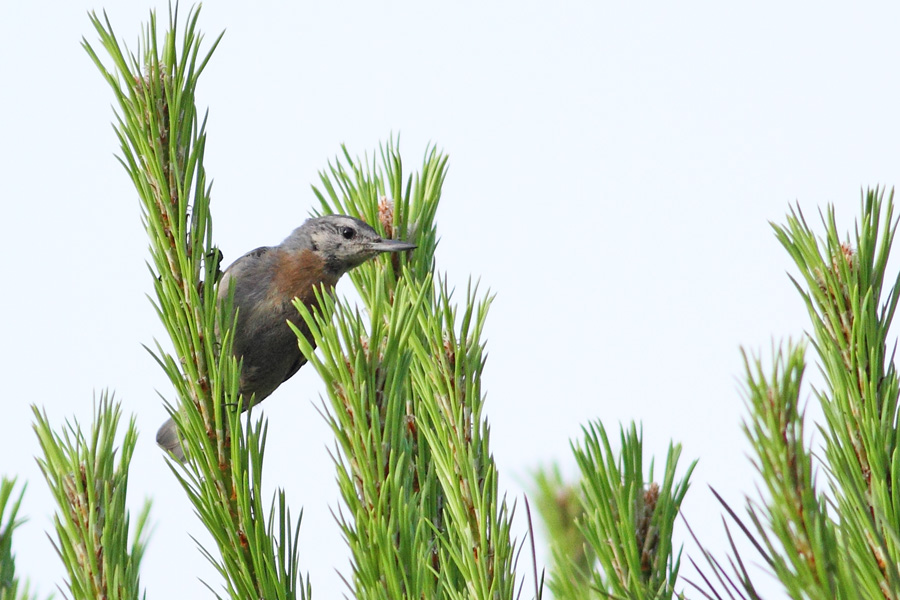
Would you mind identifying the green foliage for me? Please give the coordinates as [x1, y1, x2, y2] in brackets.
[534, 424, 695, 600]
[775, 191, 900, 594]
[577, 424, 693, 599]
[33, 395, 150, 600]
[690, 188, 900, 599]
[83, 7, 307, 599]
[82, 6, 228, 452]
[532, 466, 592, 598]
[0, 479, 41, 600]
[290, 142, 518, 599]
[734, 344, 854, 599]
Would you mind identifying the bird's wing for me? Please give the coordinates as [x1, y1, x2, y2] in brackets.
[217, 246, 274, 303]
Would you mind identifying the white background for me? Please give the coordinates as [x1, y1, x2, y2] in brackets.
[2, 2, 900, 598]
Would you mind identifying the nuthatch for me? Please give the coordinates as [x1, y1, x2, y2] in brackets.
[156, 214, 416, 460]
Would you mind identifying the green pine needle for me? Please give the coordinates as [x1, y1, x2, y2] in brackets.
[0, 478, 44, 600]
[32, 394, 150, 600]
[84, 6, 307, 599]
[692, 188, 900, 599]
[293, 140, 519, 598]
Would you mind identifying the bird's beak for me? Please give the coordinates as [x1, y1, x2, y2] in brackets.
[370, 238, 417, 253]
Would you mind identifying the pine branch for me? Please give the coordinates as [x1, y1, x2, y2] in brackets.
[83, 7, 308, 599]
[0, 478, 43, 600]
[694, 188, 900, 599]
[772, 189, 900, 598]
[293, 141, 519, 598]
[531, 465, 592, 598]
[532, 423, 695, 600]
[33, 395, 150, 600]
[736, 344, 853, 599]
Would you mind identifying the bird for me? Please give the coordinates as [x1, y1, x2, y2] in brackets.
[156, 214, 416, 460]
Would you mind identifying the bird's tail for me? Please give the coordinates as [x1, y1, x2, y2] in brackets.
[156, 417, 186, 462]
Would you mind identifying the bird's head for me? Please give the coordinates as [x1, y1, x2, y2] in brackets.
[282, 214, 416, 276]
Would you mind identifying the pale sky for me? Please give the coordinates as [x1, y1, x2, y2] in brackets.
[3, 2, 900, 599]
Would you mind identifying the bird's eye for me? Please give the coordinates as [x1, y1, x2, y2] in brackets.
[341, 226, 356, 240]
